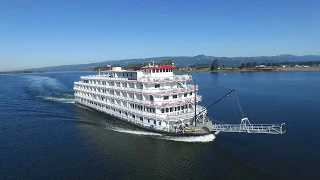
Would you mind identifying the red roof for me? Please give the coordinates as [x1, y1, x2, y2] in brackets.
[141, 65, 176, 70]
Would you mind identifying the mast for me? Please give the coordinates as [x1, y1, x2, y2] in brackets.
[194, 79, 197, 127]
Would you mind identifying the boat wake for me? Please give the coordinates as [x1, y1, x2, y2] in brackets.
[107, 126, 215, 143]
[160, 134, 215, 143]
[109, 127, 163, 136]
[24, 75, 76, 104]
[40, 96, 75, 103]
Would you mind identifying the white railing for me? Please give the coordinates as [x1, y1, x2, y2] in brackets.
[74, 82, 198, 95]
[139, 75, 192, 82]
[76, 101, 170, 131]
[80, 74, 192, 82]
[210, 123, 286, 134]
[74, 87, 202, 107]
[75, 94, 206, 121]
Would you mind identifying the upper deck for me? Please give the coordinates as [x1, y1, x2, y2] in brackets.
[81, 65, 191, 82]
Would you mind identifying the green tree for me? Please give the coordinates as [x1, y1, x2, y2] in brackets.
[272, 62, 280, 67]
[211, 59, 219, 70]
[240, 63, 246, 69]
[161, 59, 173, 65]
[246, 62, 253, 68]
[253, 62, 257, 67]
[112, 64, 121, 67]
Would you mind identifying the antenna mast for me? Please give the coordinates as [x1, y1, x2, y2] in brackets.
[194, 79, 197, 127]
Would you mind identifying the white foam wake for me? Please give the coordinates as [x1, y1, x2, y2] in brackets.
[109, 127, 163, 136]
[161, 134, 216, 143]
[107, 127, 215, 143]
[40, 96, 75, 103]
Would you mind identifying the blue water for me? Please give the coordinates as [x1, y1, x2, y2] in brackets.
[0, 71, 319, 179]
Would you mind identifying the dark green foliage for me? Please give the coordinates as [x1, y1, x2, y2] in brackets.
[240, 63, 246, 69]
[245, 62, 253, 68]
[93, 59, 175, 71]
[160, 59, 173, 65]
[211, 59, 219, 70]
[190, 64, 211, 69]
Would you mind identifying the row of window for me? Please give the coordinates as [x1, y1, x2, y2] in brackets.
[143, 68, 173, 74]
[77, 97, 162, 126]
[76, 93, 156, 114]
[161, 104, 192, 113]
[163, 92, 192, 100]
[129, 103, 156, 113]
[76, 90, 146, 101]
[83, 80, 139, 88]
[76, 87, 193, 101]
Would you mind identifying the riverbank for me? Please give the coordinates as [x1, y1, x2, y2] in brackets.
[176, 67, 320, 73]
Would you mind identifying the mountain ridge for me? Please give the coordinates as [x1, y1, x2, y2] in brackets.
[25, 54, 320, 72]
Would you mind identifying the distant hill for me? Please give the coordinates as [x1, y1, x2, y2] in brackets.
[25, 54, 320, 72]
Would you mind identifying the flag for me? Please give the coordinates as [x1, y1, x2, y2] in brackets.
[106, 62, 111, 70]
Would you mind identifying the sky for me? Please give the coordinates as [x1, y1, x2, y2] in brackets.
[0, 0, 319, 71]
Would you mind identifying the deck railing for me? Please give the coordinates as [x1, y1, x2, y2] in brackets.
[75, 94, 206, 121]
[80, 74, 192, 82]
[74, 87, 201, 107]
[74, 82, 198, 95]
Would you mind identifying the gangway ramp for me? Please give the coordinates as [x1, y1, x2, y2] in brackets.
[208, 118, 286, 135]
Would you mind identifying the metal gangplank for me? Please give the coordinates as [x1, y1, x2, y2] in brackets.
[208, 118, 286, 134]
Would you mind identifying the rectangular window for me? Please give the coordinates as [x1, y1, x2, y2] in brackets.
[159, 122, 161, 125]
[148, 119, 150, 123]
[155, 84, 160, 88]
[173, 95, 177, 99]
[181, 105, 184, 110]
[170, 107, 173, 112]
[161, 109, 164, 113]
[164, 96, 169, 100]
[184, 93, 187, 97]
[132, 115, 135, 119]
[166, 108, 169, 112]
[190, 92, 193, 96]
[140, 117, 143, 121]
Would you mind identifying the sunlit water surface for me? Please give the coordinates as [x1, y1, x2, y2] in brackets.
[0, 71, 319, 179]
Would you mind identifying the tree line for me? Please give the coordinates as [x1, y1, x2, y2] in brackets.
[93, 60, 174, 71]
[93, 59, 320, 71]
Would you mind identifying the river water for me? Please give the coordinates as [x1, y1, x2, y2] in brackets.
[0, 71, 319, 179]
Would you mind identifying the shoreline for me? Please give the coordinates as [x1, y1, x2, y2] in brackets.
[2, 67, 320, 75]
[176, 67, 320, 73]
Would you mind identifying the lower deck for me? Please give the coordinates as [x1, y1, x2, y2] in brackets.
[76, 100, 212, 136]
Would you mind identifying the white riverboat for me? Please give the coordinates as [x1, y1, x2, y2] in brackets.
[73, 64, 286, 136]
